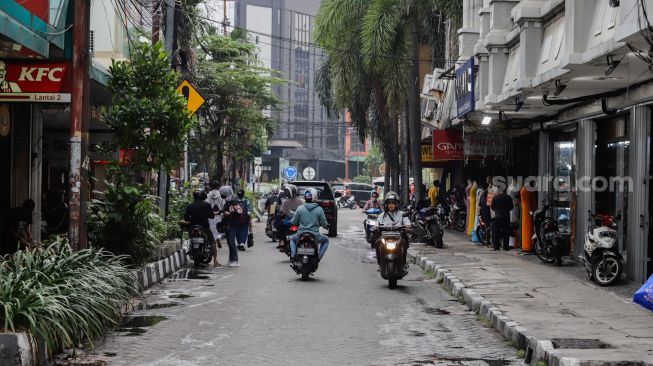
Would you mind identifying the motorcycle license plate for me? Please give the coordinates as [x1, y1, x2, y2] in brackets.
[297, 247, 316, 255]
[192, 237, 205, 244]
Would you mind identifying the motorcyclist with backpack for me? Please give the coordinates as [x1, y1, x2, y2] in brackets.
[290, 188, 329, 261]
[205, 181, 225, 264]
[223, 188, 252, 267]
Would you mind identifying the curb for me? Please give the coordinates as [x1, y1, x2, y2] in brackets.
[133, 248, 188, 290]
[410, 252, 577, 366]
[0, 249, 188, 366]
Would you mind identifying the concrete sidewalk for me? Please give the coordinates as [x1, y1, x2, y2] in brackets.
[409, 231, 653, 366]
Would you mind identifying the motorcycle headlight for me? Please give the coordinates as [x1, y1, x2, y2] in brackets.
[383, 240, 398, 250]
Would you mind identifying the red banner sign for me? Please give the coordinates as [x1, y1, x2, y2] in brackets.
[0, 60, 72, 103]
[433, 130, 465, 160]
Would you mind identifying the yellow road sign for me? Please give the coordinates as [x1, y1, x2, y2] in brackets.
[177, 79, 205, 115]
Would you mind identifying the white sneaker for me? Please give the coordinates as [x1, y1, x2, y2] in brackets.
[228, 261, 240, 267]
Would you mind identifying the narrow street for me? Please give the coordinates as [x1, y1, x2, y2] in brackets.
[93, 209, 521, 366]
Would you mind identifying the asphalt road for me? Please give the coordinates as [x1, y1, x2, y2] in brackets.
[88, 209, 522, 366]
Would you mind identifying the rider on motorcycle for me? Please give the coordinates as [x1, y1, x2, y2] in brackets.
[363, 191, 383, 211]
[290, 188, 329, 260]
[184, 190, 219, 267]
[375, 191, 411, 267]
[276, 185, 303, 249]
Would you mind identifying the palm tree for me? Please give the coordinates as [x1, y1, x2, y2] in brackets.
[316, 0, 462, 201]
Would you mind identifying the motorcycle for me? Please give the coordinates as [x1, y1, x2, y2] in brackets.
[435, 202, 452, 229]
[337, 195, 357, 210]
[450, 200, 467, 232]
[265, 204, 279, 241]
[187, 225, 213, 267]
[412, 206, 444, 248]
[291, 233, 320, 280]
[531, 204, 563, 266]
[364, 208, 382, 246]
[579, 211, 624, 286]
[372, 221, 410, 289]
[475, 215, 491, 246]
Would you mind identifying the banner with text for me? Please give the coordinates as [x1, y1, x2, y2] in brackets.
[0, 60, 72, 103]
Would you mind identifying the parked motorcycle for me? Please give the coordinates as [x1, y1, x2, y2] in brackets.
[364, 208, 382, 247]
[579, 211, 623, 286]
[291, 233, 320, 280]
[475, 215, 491, 246]
[531, 204, 563, 266]
[450, 201, 467, 232]
[412, 206, 444, 248]
[336, 195, 357, 210]
[187, 225, 213, 267]
[372, 221, 410, 289]
[435, 202, 452, 229]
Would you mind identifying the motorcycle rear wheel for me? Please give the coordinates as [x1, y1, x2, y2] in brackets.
[429, 222, 444, 248]
[301, 264, 311, 281]
[592, 254, 622, 286]
[455, 216, 466, 232]
[534, 239, 555, 264]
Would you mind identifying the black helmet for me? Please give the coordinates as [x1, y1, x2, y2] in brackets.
[284, 184, 298, 198]
[193, 189, 206, 201]
[384, 191, 399, 209]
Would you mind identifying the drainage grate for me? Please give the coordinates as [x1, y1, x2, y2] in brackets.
[551, 338, 612, 349]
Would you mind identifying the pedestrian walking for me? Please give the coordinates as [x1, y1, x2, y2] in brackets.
[224, 189, 251, 267]
[490, 187, 514, 251]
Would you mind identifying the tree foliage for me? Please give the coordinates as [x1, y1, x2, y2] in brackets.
[191, 30, 284, 181]
[104, 42, 194, 173]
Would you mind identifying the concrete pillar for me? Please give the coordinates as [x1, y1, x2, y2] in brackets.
[537, 129, 550, 205]
[575, 119, 595, 258]
[518, 20, 543, 87]
[30, 105, 42, 243]
[627, 106, 649, 282]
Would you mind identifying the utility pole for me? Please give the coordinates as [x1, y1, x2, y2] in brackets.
[69, 0, 91, 250]
[401, 104, 410, 204]
[223, 0, 228, 35]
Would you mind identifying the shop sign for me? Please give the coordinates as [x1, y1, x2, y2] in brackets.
[463, 133, 505, 157]
[455, 57, 474, 117]
[433, 130, 465, 160]
[0, 60, 72, 103]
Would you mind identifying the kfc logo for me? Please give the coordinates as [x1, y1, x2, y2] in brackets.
[0, 61, 21, 93]
[0, 60, 72, 103]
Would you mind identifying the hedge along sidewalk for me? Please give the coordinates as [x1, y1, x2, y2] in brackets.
[409, 235, 653, 366]
[0, 247, 188, 366]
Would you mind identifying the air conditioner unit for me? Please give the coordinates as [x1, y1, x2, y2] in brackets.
[422, 99, 437, 121]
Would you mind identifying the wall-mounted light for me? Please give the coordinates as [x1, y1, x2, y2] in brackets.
[481, 116, 492, 125]
[609, 0, 619, 7]
[605, 54, 621, 75]
[553, 80, 567, 97]
[514, 97, 525, 112]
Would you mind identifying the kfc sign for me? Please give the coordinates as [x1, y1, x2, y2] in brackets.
[433, 130, 465, 160]
[0, 60, 72, 103]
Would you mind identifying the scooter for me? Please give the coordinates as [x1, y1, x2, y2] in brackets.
[291, 233, 320, 281]
[450, 201, 467, 232]
[337, 195, 357, 210]
[372, 221, 410, 289]
[364, 208, 382, 246]
[579, 211, 623, 286]
[265, 204, 278, 241]
[186, 224, 213, 267]
[475, 215, 491, 246]
[531, 204, 563, 266]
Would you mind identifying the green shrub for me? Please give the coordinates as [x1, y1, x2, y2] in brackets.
[0, 237, 139, 353]
[87, 177, 161, 266]
[166, 183, 193, 240]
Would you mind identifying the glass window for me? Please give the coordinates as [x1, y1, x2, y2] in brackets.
[552, 140, 575, 233]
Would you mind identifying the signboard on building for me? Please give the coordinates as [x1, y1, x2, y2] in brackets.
[0, 61, 72, 103]
[463, 133, 505, 157]
[433, 130, 465, 160]
[455, 57, 475, 117]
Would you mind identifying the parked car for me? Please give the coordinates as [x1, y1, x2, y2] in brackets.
[347, 183, 374, 207]
[292, 181, 338, 237]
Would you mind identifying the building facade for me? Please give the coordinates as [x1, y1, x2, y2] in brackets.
[234, 0, 346, 182]
[429, 0, 653, 283]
